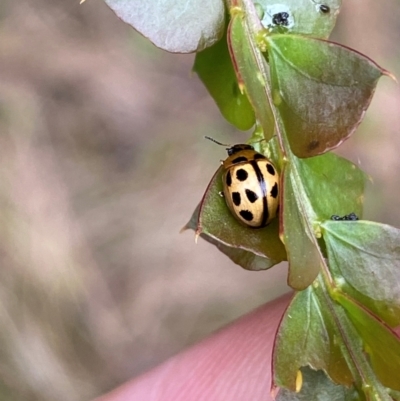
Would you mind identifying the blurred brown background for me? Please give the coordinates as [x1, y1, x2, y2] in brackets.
[0, 1, 399, 400]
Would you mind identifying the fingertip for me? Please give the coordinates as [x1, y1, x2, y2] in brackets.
[96, 293, 292, 401]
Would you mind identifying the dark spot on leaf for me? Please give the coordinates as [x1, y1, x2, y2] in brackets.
[319, 4, 330, 13]
[246, 189, 258, 203]
[272, 12, 289, 26]
[270, 183, 278, 198]
[232, 156, 248, 164]
[308, 140, 319, 151]
[239, 210, 253, 221]
[254, 153, 266, 160]
[266, 163, 275, 176]
[226, 171, 232, 187]
[236, 169, 248, 181]
[232, 192, 241, 206]
[331, 215, 341, 221]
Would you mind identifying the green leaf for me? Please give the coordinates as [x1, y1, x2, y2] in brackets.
[337, 292, 400, 392]
[228, 12, 275, 140]
[183, 203, 280, 270]
[256, 0, 342, 39]
[193, 29, 255, 130]
[322, 221, 400, 327]
[267, 35, 388, 157]
[103, 0, 225, 53]
[281, 163, 321, 290]
[282, 151, 366, 290]
[390, 390, 400, 401]
[297, 153, 366, 221]
[273, 287, 353, 391]
[276, 367, 359, 401]
[183, 166, 286, 270]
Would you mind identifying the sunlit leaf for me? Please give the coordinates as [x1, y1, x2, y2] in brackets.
[193, 30, 255, 130]
[257, 0, 341, 39]
[280, 164, 321, 290]
[298, 153, 366, 220]
[337, 292, 400, 391]
[282, 151, 366, 290]
[323, 221, 400, 327]
[276, 367, 358, 401]
[103, 0, 225, 53]
[184, 203, 281, 270]
[267, 35, 388, 157]
[228, 12, 275, 140]
[183, 166, 286, 269]
[273, 286, 353, 391]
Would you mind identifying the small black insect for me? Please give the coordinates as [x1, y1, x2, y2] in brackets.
[272, 12, 289, 27]
[331, 213, 359, 221]
[344, 212, 359, 221]
[319, 4, 330, 13]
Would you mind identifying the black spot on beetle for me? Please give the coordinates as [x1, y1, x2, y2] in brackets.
[319, 4, 330, 13]
[266, 163, 275, 176]
[232, 192, 241, 206]
[236, 168, 248, 181]
[239, 210, 254, 221]
[232, 156, 248, 164]
[245, 189, 258, 203]
[254, 153, 267, 160]
[270, 183, 278, 198]
[226, 171, 232, 187]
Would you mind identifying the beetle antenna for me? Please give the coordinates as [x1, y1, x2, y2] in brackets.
[204, 136, 230, 147]
[251, 138, 264, 145]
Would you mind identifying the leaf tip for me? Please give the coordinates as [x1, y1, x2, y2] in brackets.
[194, 228, 202, 243]
[180, 222, 202, 243]
[383, 69, 397, 83]
[179, 224, 188, 234]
